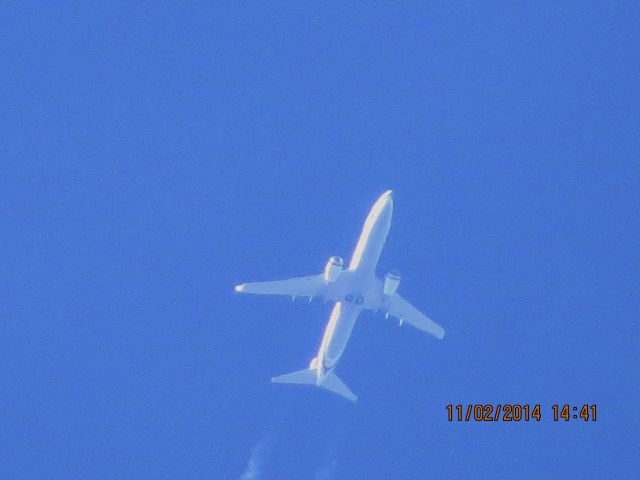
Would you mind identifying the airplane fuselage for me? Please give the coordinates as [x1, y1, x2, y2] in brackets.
[236, 188, 444, 401]
[313, 190, 394, 379]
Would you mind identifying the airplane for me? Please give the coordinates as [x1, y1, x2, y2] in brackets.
[234, 190, 445, 402]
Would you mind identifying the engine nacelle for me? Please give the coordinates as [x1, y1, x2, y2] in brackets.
[383, 270, 400, 296]
[323, 256, 344, 284]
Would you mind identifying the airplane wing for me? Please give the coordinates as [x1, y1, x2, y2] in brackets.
[382, 293, 445, 339]
[234, 274, 326, 298]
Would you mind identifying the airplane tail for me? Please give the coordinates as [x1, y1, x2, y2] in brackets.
[271, 368, 358, 402]
[271, 368, 317, 386]
[320, 371, 358, 402]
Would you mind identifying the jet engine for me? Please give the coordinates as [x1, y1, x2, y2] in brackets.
[323, 256, 344, 283]
[383, 270, 400, 296]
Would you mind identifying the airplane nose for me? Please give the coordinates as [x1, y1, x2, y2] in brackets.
[379, 189, 394, 204]
[370, 189, 394, 218]
[383, 190, 394, 207]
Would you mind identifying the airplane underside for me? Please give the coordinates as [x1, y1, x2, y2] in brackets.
[235, 190, 445, 402]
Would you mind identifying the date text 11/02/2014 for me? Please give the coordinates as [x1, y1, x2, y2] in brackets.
[446, 404, 597, 422]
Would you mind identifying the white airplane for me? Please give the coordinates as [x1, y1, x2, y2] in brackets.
[234, 190, 445, 402]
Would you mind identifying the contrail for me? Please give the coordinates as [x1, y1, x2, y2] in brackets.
[314, 457, 338, 480]
[313, 435, 343, 480]
[239, 434, 271, 480]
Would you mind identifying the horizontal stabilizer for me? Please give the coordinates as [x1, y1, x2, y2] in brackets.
[320, 372, 358, 402]
[271, 368, 358, 402]
[271, 368, 317, 386]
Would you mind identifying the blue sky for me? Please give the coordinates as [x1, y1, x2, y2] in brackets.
[1, 2, 638, 479]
